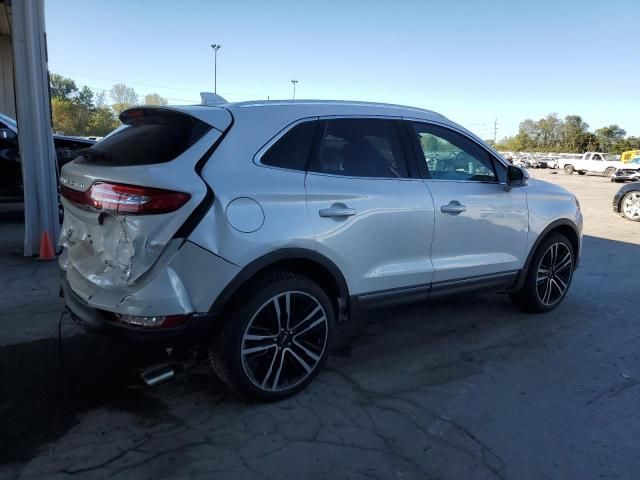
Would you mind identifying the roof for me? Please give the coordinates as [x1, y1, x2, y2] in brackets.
[223, 99, 447, 119]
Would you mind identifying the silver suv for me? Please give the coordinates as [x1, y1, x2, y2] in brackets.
[59, 100, 583, 401]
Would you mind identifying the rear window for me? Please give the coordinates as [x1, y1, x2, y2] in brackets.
[80, 109, 211, 165]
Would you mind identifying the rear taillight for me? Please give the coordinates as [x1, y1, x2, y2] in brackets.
[60, 182, 190, 215]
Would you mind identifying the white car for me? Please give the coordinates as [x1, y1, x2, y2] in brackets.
[59, 99, 583, 401]
[559, 152, 626, 176]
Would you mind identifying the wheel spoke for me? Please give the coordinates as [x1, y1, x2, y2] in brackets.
[554, 275, 567, 291]
[291, 305, 322, 332]
[294, 316, 326, 338]
[292, 338, 321, 362]
[536, 273, 548, 283]
[555, 256, 572, 273]
[287, 347, 312, 373]
[273, 297, 282, 331]
[260, 348, 279, 389]
[242, 343, 276, 355]
[285, 293, 291, 330]
[271, 350, 286, 390]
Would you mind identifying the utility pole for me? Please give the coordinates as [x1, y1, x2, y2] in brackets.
[493, 118, 498, 143]
[210, 44, 222, 94]
[291, 80, 298, 100]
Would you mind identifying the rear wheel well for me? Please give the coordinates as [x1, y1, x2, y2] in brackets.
[216, 257, 347, 324]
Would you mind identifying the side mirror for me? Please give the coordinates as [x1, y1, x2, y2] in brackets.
[507, 164, 528, 188]
[0, 128, 17, 141]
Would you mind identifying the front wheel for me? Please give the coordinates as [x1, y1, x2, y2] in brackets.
[604, 167, 616, 177]
[510, 233, 575, 313]
[563, 165, 574, 175]
[209, 272, 334, 402]
[621, 190, 640, 221]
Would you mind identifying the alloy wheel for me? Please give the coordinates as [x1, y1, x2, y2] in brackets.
[241, 291, 328, 392]
[536, 242, 573, 306]
[622, 192, 640, 220]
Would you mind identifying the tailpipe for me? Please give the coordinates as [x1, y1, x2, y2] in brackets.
[140, 365, 175, 386]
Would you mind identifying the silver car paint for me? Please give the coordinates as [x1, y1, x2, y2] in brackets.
[59, 100, 582, 319]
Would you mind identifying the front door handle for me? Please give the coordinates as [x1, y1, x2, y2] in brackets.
[441, 201, 466, 215]
[319, 204, 356, 218]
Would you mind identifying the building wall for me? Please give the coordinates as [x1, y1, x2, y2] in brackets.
[0, 35, 16, 118]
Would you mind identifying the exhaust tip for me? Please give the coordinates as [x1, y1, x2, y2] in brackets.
[140, 366, 175, 386]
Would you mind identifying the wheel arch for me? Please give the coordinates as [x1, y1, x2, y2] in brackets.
[512, 219, 580, 291]
[208, 248, 350, 322]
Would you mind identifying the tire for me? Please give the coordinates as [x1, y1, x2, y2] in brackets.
[604, 167, 616, 177]
[209, 271, 334, 402]
[620, 190, 640, 222]
[563, 165, 574, 175]
[509, 233, 575, 313]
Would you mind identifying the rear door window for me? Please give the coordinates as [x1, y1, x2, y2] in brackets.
[308, 119, 409, 178]
[261, 120, 316, 171]
[81, 109, 211, 165]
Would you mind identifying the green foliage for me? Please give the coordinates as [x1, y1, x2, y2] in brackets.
[110, 83, 139, 114]
[496, 115, 636, 154]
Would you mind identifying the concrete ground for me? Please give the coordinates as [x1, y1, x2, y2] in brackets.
[1, 171, 639, 480]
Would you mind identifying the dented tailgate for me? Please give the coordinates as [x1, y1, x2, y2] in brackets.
[59, 106, 231, 293]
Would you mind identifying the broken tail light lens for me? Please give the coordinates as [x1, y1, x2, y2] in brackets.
[60, 182, 190, 215]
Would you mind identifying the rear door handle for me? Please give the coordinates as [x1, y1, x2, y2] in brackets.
[319, 205, 356, 218]
[441, 201, 466, 214]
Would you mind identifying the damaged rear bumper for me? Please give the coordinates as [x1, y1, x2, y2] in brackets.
[61, 276, 216, 346]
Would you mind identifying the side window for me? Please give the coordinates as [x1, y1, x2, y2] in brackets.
[308, 119, 409, 178]
[592, 154, 602, 161]
[411, 122, 498, 182]
[261, 121, 316, 171]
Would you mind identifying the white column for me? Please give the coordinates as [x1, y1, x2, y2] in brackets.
[11, 0, 59, 256]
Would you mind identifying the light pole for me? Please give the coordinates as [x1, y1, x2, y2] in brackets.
[291, 80, 298, 100]
[211, 44, 222, 94]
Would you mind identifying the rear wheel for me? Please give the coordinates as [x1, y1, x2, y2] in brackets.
[621, 191, 640, 221]
[209, 272, 334, 401]
[510, 233, 574, 313]
[563, 165, 574, 175]
[604, 167, 616, 177]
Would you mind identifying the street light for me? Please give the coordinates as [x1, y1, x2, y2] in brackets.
[291, 80, 298, 100]
[210, 44, 222, 94]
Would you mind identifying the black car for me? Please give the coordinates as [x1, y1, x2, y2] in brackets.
[613, 182, 640, 222]
[611, 157, 640, 183]
[0, 113, 95, 206]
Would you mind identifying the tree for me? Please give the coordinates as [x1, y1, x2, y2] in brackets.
[144, 93, 168, 106]
[87, 108, 120, 136]
[76, 86, 95, 111]
[595, 125, 626, 152]
[51, 98, 86, 135]
[50, 73, 78, 100]
[110, 83, 138, 114]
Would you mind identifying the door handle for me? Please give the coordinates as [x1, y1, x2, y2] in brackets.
[319, 204, 356, 218]
[441, 201, 466, 214]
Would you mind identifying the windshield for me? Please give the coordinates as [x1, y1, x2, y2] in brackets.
[0, 113, 18, 130]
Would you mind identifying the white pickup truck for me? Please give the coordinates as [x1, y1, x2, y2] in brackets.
[559, 152, 625, 176]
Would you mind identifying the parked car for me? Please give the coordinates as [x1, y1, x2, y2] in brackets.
[613, 182, 640, 221]
[539, 156, 558, 169]
[620, 150, 640, 163]
[0, 113, 95, 206]
[59, 101, 583, 401]
[611, 157, 640, 183]
[558, 152, 626, 176]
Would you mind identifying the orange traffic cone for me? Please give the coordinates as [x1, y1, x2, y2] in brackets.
[38, 231, 56, 261]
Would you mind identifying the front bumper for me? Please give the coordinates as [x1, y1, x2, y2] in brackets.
[61, 275, 217, 346]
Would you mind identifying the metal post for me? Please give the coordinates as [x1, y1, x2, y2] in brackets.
[291, 80, 298, 100]
[211, 44, 221, 94]
[12, 0, 60, 256]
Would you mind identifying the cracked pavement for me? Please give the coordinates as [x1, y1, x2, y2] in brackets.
[1, 171, 639, 479]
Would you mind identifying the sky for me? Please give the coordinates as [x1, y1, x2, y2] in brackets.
[45, 0, 639, 139]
